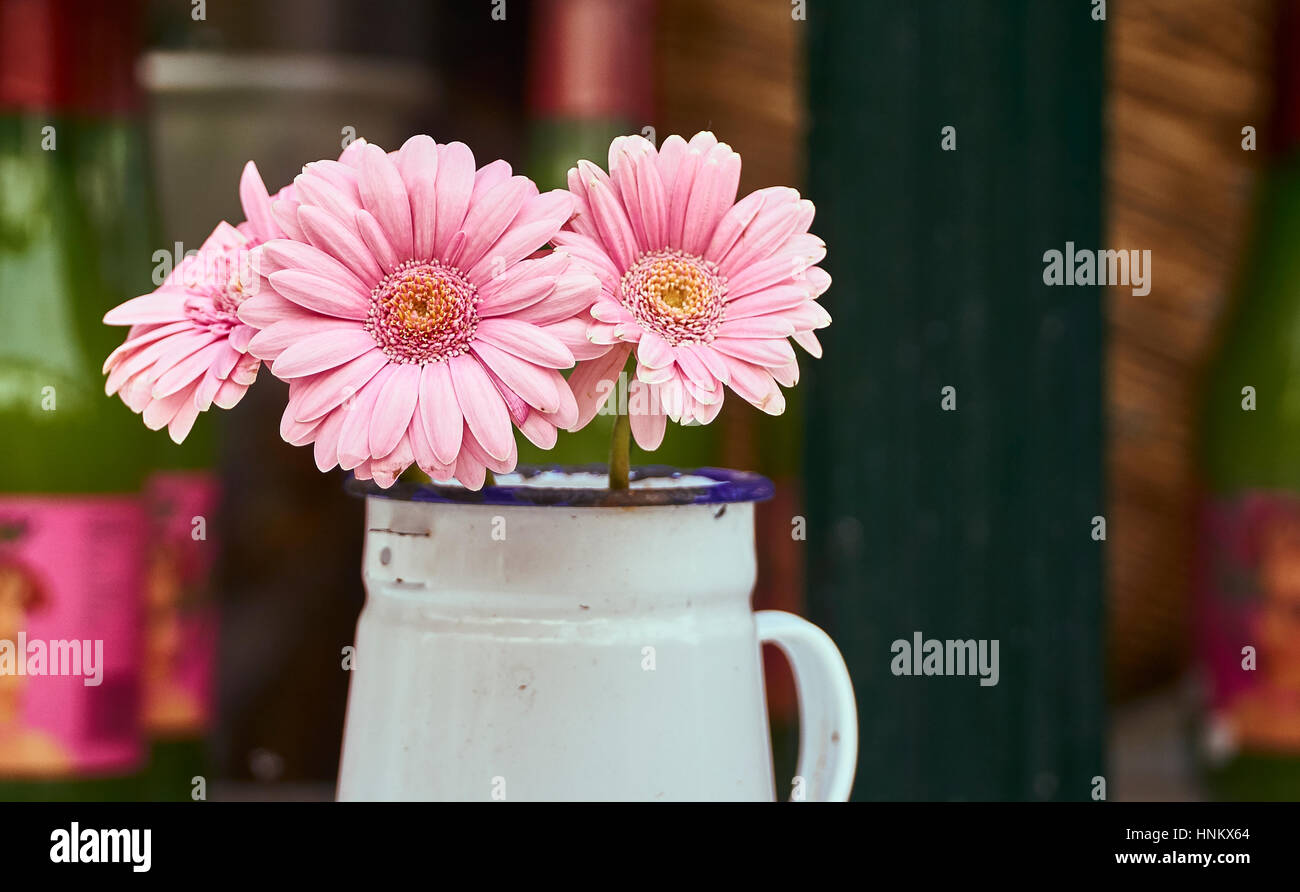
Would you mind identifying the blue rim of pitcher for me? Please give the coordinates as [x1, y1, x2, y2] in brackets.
[345, 464, 774, 507]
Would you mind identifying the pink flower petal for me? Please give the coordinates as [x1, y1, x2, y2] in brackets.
[237, 294, 320, 329]
[610, 135, 668, 251]
[474, 318, 574, 369]
[636, 331, 675, 369]
[724, 284, 814, 319]
[453, 444, 487, 490]
[771, 359, 800, 387]
[589, 301, 633, 324]
[301, 159, 361, 199]
[635, 361, 675, 385]
[151, 342, 225, 399]
[726, 237, 827, 297]
[103, 291, 189, 326]
[289, 348, 390, 423]
[418, 360, 463, 466]
[482, 363, 531, 425]
[354, 208, 400, 274]
[271, 329, 379, 379]
[358, 143, 414, 259]
[280, 401, 322, 446]
[369, 432, 416, 489]
[433, 141, 476, 259]
[567, 343, 630, 430]
[407, 401, 453, 478]
[337, 366, 393, 469]
[703, 188, 767, 264]
[726, 358, 785, 415]
[213, 377, 250, 410]
[294, 172, 365, 236]
[541, 369, 579, 430]
[518, 411, 558, 449]
[783, 300, 832, 331]
[629, 398, 667, 450]
[563, 166, 602, 241]
[167, 386, 203, 443]
[230, 352, 259, 386]
[267, 269, 369, 320]
[449, 354, 514, 462]
[543, 316, 613, 361]
[455, 175, 536, 273]
[272, 197, 307, 241]
[672, 344, 716, 392]
[103, 320, 191, 373]
[312, 407, 348, 471]
[109, 330, 216, 393]
[710, 336, 796, 368]
[239, 161, 279, 242]
[793, 329, 823, 358]
[713, 316, 796, 340]
[338, 137, 369, 166]
[396, 135, 439, 260]
[298, 205, 385, 285]
[681, 342, 731, 384]
[461, 423, 517, 474]
[249, 316, 357, 363]
[229, 324, 256, 353]
[368, 362, 421, 458]
[472, 159, 514, 199]
[550, 230, 623, 294]
[655, 134, 690, 195]
[507, 271, 599, 325]
[143, 389, 188, 431]
[716, 192, 814, 278]
[441, 230, 467, 268]
[575, 159, 638, 272]
[477, 273, 556, 318]
[665, 142, 707, 247]
[195, 366, 224, 412]
[681, 142, 740, 256]
[259, 238, 369, 294]
[471, 341, 563, 413]
[466, 190, 573, 283]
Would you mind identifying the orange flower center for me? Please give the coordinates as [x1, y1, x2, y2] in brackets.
[365, 259, 479, 363]
[620, 249, 727, 345]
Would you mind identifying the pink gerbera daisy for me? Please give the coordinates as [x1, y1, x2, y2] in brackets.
[240, 136, 601, 489]
[102, 160, 293, 442]
[558, 132, 831, 449]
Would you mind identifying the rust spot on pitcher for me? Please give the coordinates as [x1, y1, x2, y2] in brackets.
[367, 527, 431, 537]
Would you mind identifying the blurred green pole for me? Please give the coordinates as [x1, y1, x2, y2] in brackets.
[804, 0, 1105, 800]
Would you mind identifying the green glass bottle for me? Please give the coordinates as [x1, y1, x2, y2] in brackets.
[62, 31, 221, 800]
[0, 0, 151, 801]
[1197, 6, 1300, 800]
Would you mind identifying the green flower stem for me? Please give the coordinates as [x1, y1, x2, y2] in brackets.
[609, 409, 631, 490]
[401, 466, 431, 484]
[608, 352, 639, 491]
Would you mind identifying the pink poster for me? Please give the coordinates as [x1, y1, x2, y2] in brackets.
[0, 496, 145, 777]
[143, 472, 220, 739]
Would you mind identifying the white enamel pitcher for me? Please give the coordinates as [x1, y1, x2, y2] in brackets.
[336, 468, 858, 802]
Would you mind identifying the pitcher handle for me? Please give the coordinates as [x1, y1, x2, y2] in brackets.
[756, 610, 858, 802]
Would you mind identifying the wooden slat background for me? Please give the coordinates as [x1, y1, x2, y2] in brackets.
[1107, 0, 1272, 700]
[658, 0, 1277, 708]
